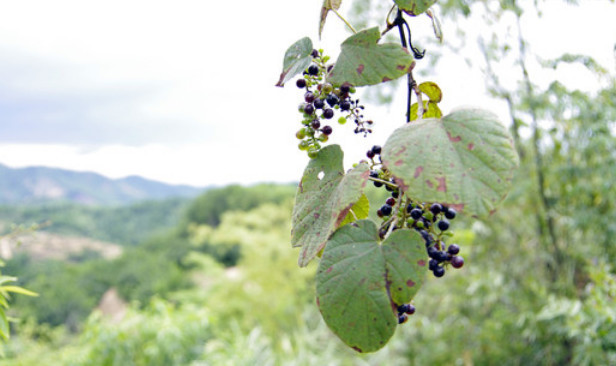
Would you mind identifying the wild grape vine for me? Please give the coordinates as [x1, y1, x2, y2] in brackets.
[276, 0, 519, 353]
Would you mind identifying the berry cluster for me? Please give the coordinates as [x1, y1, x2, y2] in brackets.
[295, 49, 373, 158]
[367, 165, 465, 278]
[397, 303, 416, 324]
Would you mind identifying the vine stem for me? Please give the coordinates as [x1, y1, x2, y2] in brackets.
[332, 9, 357, 34]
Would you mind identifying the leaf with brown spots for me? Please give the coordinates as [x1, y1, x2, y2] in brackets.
[319, 0, 342, 39]
[291, 145, 369, 267]
[328, 27, 413, 86]
[381, 108, 519, 218]
[316, 220, 426, 352]
[275, 37, 313, 87]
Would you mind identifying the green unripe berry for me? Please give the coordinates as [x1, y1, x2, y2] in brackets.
[296, 129, 307, 139]
[322, 83, 333, 94]
[318, 134, 329, 142]
[307, 148, 319, 159]
[415, 220, 425, 229]
[298, 140, 311, 151]
[338, 116, 347, 125]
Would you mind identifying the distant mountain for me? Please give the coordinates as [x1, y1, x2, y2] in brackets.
[0, 163, 204, 205]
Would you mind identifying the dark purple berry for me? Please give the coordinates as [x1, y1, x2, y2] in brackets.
[380, 204, 393, 216]
[398, 313, 408, 324]
[326, 94, 339, 107]
[303, 104, 315, 115]
[406, 203, 415, 213]
[323, 108, 334, 119]
[308, 65, 319, 75]
[445, 208, 457, 220]
[410, 208, 423, 220]
[430, 203, 443, 215]
[406, 304, 416, 315]
[385, 198, 395, 207]
[391, 190, 399, 198]
[369, 170, 379, 179]
[296, 79, 306, 88]
[310, 120, 321, 129]
[397, 304, 411, 314]
[314, 99, 325, 109]
[447, 244, 460, 255]
[373, 181, 383, 188]
[304, 92, 316, 103]
[438, 219, 450, 231]
[321, 125, 333, 135]
[451, 256, 464, 268]
[371, 145, 382, 155]
[433, 266, 445, 277]
[367, 150, 375, 159]
[429, 259, 438, 271]
[311, 49, 319, 58]
[340, 100, 352, 111]
[340, 83, 351, 94]
[427, 246, 438, 259]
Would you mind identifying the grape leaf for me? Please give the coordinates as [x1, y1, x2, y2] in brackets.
[291, 145, 370, 267]
[338, 193, 369, 227]
[418, 81, 442, 102]
[410, 101, 442, 120]
[275, 37, 313, 87]
[382, 109, 519, 218]
[319, 0, 343, 39]
[316, 220, 426, 352]
[328, 27, 414, 86]
[395, 0, 438, 16]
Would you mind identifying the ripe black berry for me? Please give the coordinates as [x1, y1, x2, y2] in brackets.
[296, 79, 306, 88]
[371, 145, 382, 155]
[380, 204, 393, 216]
[438, 219, 450, 231]
[322, 108, 334, 119]
[429, 259, 438, 271]
[310, 120, 321, 129]
[410, 208, 423, 220]
[433, 266, 445, 277]
[321, 125, 333, 135]
[406, 203, 415, 213]
[308, 65, 319, 75]
[314, 99, 325, 109]
[326, 94, 339, 107]
[311, 49, 319, 58]
[369, 170, 379, 179]
[451, 256, 464, 269]
[406, 304, 416, 315]
[366, 150, 375, 159]
[304, 92, 316, 103]
[444, 207, 457, 220]
[303, 104, 315, 115]
[340, 83, 351, 94]
[430, 203, 443, 215]
[385, 197, 396, 206]
[340, 100, 352, 111]
[447, 244, 460, 255]
[398, 314, 408, 324]
[373, 181, 383, 188]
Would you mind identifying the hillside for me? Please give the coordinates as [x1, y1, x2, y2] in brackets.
[0, 163, 203, 205]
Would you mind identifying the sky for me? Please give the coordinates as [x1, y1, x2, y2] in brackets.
[0, 0, 614, 187]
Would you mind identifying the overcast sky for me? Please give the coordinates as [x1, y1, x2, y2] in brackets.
[0, 1, 614, 186]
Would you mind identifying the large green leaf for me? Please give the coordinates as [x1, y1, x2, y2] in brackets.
[291, 145, 370, 267]
[328, 27, 414, 86]
[316, 220, 426, 352]
[381, 108, 519, 218]
[275, 37, 313, 87]
[395, 0, 438, 16]
[319, 0, 342, 39]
